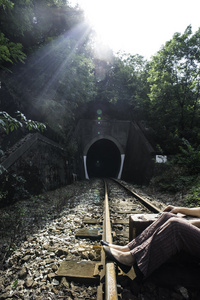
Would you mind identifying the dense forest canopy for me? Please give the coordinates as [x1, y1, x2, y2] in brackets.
[0, 1, 200, 195]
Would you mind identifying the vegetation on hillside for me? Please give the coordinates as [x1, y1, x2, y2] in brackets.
[0, 1, 200, 205]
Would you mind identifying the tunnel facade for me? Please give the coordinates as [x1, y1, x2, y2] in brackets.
[76, 119, 155, 184]
[84, 138, 125, 179]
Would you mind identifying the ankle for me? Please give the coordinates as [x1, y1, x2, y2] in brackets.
[109, 244, 129, 252]
[121, 245, 130, 252]
[123, 252, 135, 265]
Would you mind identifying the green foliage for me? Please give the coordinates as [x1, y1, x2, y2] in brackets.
[186, 186, 200, 207]
[0, 111, 46, 206]
[11, 279, 18, 290]
[147, 25, 200, 152]
[0, 0, 14, 10]
[0, 111, 46, 133]
[17, 111, 46, 132]
[150, 164, 193, 192]
[0, 0, 83, 71]
[0, 32, 26, 70]
[4, 35, 96, 140]
[151, 138, 200, 192]
[95, 52, 148, 119]
[0, 172, 29, 207]
[176, 138, 200, 175]
[0, 111, 23, 133]
[1, 3, 200, 197]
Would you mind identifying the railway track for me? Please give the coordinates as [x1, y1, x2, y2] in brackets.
[99, 178, 161, 300]
[2, 178, 199, 299]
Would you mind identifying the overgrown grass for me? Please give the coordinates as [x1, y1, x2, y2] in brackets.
[150, 165, 194, 193]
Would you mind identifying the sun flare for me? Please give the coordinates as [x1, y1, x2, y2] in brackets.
[71, 0, 136, 53]
[69, 0, 200, 59]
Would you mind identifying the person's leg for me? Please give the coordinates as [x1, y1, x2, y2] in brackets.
[102, 212, 176, 252]
[101, 243, 129, 252]
[128, 212, 176, 250]
[103, 214, 178, 267]
[103, 245, 135, 266]
[131, 216, 200, 278]
[104, 216, 200, 278]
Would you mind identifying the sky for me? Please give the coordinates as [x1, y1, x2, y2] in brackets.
[69, 0, 200, 59]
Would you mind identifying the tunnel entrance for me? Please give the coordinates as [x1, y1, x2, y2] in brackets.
[86, 139, 121, 178]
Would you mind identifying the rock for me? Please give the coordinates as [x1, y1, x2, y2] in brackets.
[52, 264, 58, 272]
[45, 258, 55, 264]
[41, 284, 48, 291]
[88, 251, 96, 260]
[32, 281, 38, 288]
[51, 229, 61, 234]
[47, 273, 56, 280]
[178, 286, 189, 299]
[25, 278, 34, 288]
[52, 287, 59, 294]
[70, 250, 79, 256]
[56, 224, 64, 230]
[52, 278, 60, 286]
[81, 252, 89, 259]
[43, 244, 50, 250]
[60, 277, 70, 289]
[21, 254, 31, 263]
[18, 266, 27, 279]
[55, 248, 68, 257]
[49, 252, 56, 258]
[5, 284, 12, 292]
[2, 180, 193, 300]
[0, 292, 12, 299]
[13, 251, 22, 258]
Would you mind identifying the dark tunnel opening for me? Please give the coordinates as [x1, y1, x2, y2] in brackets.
[86, 139, 121, 178]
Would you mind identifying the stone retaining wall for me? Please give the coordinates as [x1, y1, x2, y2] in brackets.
[1, 133, 68, 193]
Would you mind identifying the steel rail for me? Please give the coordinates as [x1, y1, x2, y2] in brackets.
[103, 180, 118, 300]
[111, 178, 161, 213]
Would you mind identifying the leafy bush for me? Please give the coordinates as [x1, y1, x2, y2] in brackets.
[0, 111, 46, 206]
[150, 165, 194, 192]
[185, 184, 200, 207]
[174, 138, 200, 175]
[0, 171, 29, 207]
[0, 111, 46, 134]
[151, 139, 200, 192]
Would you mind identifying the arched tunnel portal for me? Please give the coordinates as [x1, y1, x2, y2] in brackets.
[84, 138, 125, 179]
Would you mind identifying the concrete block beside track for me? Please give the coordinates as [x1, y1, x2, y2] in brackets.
[129, 214, 159, 241]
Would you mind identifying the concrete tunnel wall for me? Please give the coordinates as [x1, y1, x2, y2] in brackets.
[75, 119, 155, 183]
[83, 136, 125, 179]
[122, 122, 156, 185]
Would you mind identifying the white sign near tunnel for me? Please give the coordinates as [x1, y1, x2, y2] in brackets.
[156, 155, 167, 163]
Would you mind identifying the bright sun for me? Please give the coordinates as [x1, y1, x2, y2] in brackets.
[69, 0, 200, 59]
[70, 0, 136, 53]
[81, 1, 122, 44]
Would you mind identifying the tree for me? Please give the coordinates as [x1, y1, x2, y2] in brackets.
[147, 25, 200, 153]
[0, 0, 88, 147]
[94, 52, 148, 120]
[0, 0, 84, 70]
